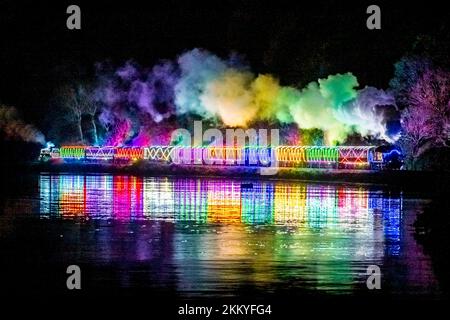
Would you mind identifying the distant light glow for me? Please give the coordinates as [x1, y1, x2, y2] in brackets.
[46, 141, 55, 149]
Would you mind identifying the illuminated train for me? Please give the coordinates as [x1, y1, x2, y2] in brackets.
[39, 144, 402, 169]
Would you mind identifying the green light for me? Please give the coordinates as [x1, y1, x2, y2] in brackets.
[305, 147, 339, 162]
[60, 147, 85, 159]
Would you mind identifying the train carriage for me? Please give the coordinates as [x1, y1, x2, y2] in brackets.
[40, 144, 402, 170]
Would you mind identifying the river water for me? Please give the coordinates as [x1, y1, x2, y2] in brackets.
[0, 173, 442, 298]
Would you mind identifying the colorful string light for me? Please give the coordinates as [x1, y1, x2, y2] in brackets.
[48, 145, 384, 168]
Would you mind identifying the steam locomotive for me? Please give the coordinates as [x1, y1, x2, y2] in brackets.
[39, 144, 403, 170]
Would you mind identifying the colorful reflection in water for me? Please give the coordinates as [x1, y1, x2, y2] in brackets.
[39, 174, 401, 229]
[36, 174, 436, 295]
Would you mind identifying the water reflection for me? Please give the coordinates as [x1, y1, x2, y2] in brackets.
[35, 174, 435, 295]
[39, 174, 401, 230]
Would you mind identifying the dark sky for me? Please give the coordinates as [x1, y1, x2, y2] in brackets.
[0, 0, 449, 123]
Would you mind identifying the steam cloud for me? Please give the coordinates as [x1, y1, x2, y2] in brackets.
[94, 48, 400, 146]
[0, 105, 46, 145]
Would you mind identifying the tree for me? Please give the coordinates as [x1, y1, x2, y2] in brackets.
[410, 68, 450, 144]
[399, 106, 436, 169]
[82, 84, 99, 145]
[400, 67, 450, 169]
[389, 56, 432, 110]
[55, 83, 99, 144]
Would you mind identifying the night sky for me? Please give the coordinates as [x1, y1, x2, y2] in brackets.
[0, 0, 449, 125]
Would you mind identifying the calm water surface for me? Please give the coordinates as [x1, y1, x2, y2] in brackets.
[0, 173, 441, 297]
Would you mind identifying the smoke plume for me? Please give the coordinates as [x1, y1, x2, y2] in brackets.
[0, 105, 46, 145]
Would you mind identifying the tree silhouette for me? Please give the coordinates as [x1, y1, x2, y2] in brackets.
[54, 83, 99, 144]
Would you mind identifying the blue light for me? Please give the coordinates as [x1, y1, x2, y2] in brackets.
[383, 149, 401, 157]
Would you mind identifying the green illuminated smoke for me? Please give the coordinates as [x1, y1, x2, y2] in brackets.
[175, 50, 364, 144]
[286, 73, 359, 144]
[100, 49, 397, 145]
